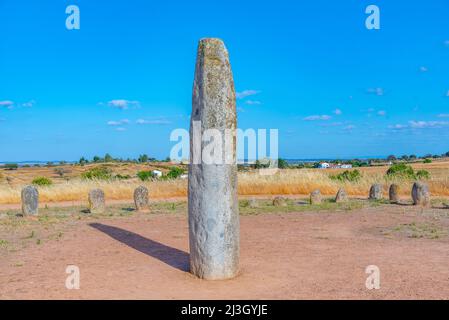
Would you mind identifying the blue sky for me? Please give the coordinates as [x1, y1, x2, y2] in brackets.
[0, 0, 448, 161]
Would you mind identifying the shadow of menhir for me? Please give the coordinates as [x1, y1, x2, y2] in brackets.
[89, 223, 190, 272]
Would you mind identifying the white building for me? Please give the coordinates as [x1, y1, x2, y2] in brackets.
[151, 170, 162, 178]
[340, 164, 353, 169]
[319, 162, 330, 169]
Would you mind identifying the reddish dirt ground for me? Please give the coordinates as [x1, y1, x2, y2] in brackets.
[1, 205, 449, 299]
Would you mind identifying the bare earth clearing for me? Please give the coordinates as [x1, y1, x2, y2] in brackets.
[1, 199, 449, 299]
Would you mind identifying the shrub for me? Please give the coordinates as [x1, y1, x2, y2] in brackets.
[114, 174, 131, 180]
[423, 158, 432, 164]
[416, 169, 431, 180]
[137, 170, 155, 181]
[81, 167, 112, 180]
[385, 163, 415, 179]
[278, 158, 289, 169]
[329, 170, 362, 182]
[32, 176, 53, 186]
[54, 168, 71, 177]
[164, 167, 185, 180]
[3, 163, 18, 170]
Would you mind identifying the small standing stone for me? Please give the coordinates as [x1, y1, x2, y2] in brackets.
[273, 196, 287, 207]
[310, 190, 322, 205]
[248, 198, 258, 208]
[412, 182, 430, 207]
[88, 189, 105, 214]
[389, 184, 400, 203]
[134, 186, 149, 211]
[369, 184, 383, 200]
[335, 188, 348, 203]
[21, 185, 39, 216]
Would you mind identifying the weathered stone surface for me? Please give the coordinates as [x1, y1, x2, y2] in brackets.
[369, 184, 383, 200]
[389, 184, 400, 203]
[21, 185, 39, 216]
[335, 188, 348, 203]
[88, 189, 105, 214]
[188, 38, 239, 280]
[310, 190, 322, 205]
[412, 182, 430, 207]
[272, 196, 287, 207]
[134, 186, 149, 211]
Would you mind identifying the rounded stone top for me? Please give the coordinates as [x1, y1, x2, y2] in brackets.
[197, 38, 229, 61]
[199, 37, 225, 46]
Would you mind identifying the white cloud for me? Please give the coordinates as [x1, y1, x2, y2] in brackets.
[334, 108, 342, 115]
[377, 110, 386, 116]
[236, 90, 260, 99]
[0, 101, 14, 109]
[136, 118, 172, 125]
[107, 119, 130, 126]
[409, 120, 449, 128]
[419, 66, 428, 72]
[245, 100, 261, 105]
[388, 124, 408, 130]
[319, 121, 344, 127]
[22, 100, 36, 108]
[107, 99, 140, 110]
[303, 115, 331, 121]
[437, 114, 449, 118]
[389, 120, 449, 130]
[115, 127, 127, 132]
[366, 88, 384, 96]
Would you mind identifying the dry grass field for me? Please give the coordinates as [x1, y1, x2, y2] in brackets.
[0, 160, 449, 205]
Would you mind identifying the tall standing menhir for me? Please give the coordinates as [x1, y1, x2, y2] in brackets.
[188, 38, 240, 280]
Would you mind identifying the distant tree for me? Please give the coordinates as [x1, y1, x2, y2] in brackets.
[104, 153, 113, 162]
[409, 154, 417, 160]
[138, 154, 149, 163]
[445, 151, 449, 157]
[165, 156, 171, 162]
[3, 163, 18, 170]
[400, 155, 410, 161]
[313, 162, 321, 168]
[93, 156, 101, 163]
[54, 168, 71, 178]
[387, 155, 397, 161]
[79, 157, 88, 165]
[278, 158, 288, 169]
